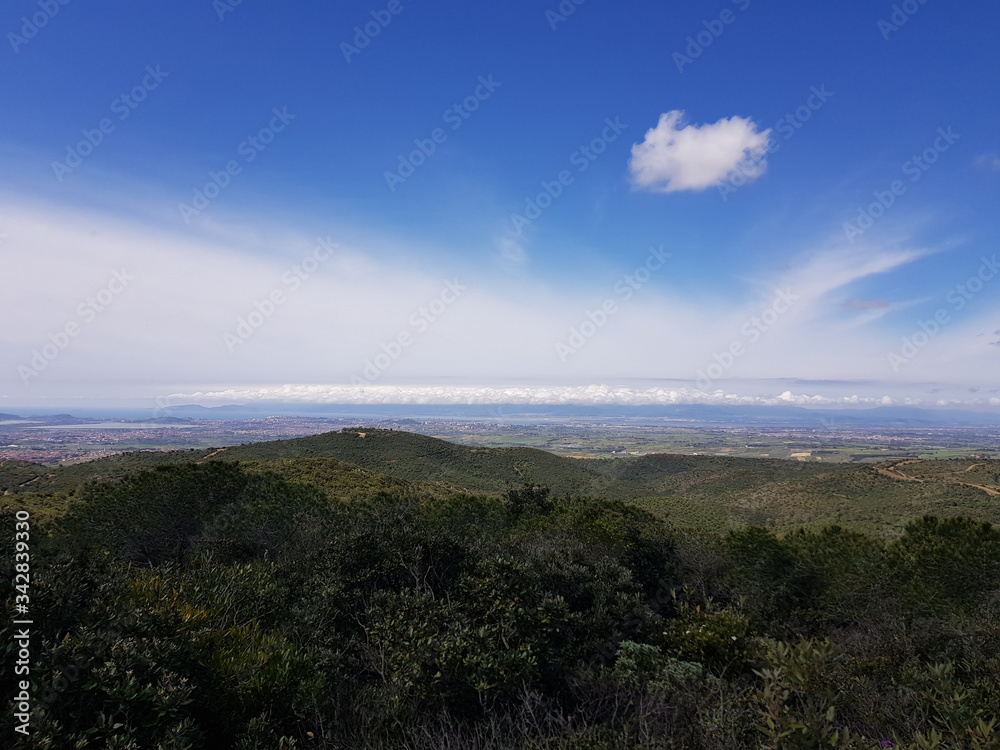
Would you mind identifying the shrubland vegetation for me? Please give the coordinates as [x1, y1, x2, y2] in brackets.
[3, 430, 1000, 748]
[6, 429, 999, 535]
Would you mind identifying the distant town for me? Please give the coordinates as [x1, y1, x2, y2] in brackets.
[2, 411, 997, 466]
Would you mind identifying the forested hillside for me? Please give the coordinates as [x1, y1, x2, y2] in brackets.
[3, 449, 999, 748]
[4, 428, 999, 534]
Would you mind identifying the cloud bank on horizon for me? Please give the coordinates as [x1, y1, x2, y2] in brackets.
[1, 1, 998, 410]
[159, 383, 1000, 411]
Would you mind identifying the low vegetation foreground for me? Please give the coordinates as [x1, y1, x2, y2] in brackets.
[3, 429, 999, 748]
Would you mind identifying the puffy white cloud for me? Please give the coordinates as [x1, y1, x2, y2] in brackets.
[629, 111, 771, 192]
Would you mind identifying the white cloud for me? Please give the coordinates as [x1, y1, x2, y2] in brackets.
[160, 383, 1000, 410]
[975, 152, 1000, 172]
[841, 296, 932, 328]
[2, 194, 996, 402]
[162, 383, 894, 407]
[495, 235, 526, 266]
[629, 111, 771, 192]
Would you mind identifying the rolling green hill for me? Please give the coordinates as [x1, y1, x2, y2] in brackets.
[219, 428, 615, 496]
[8, 440, 1000, 749]
[3, 428, 999, 534]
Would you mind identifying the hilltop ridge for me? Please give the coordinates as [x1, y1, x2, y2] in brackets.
[3, 428, 999, 534]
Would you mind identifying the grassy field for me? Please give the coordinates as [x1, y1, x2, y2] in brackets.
[425, 422, 997, 462]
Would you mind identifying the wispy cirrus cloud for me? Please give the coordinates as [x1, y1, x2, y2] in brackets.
[844, 298, 889, 311]
[2, 193, 995, 401]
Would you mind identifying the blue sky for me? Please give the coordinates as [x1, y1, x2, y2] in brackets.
[2, 0, 999, 411]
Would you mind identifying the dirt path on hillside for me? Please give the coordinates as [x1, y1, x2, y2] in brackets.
[877, 459, 999, 495]
[197, 448, 227, 464]
[877, 467, 923, 482]
[877, 460, 926, 482]
[958, 482, 1000, 497]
